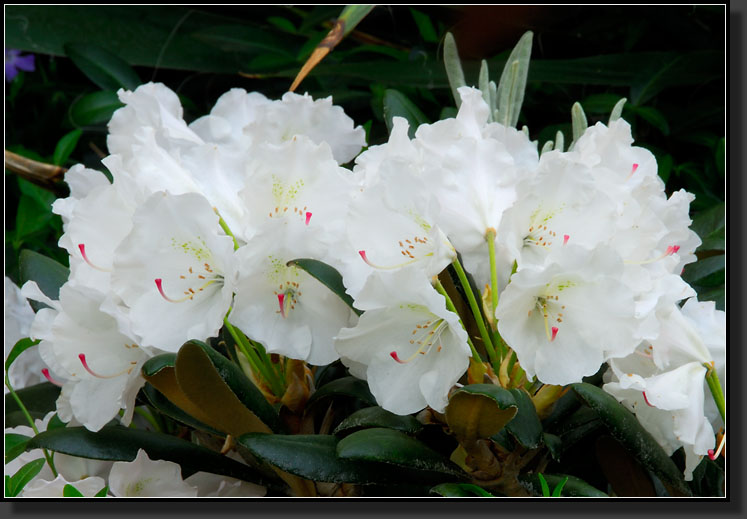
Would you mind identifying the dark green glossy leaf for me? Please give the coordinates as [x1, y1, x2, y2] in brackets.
[19, 250, 69, 307]
[15, 196, 52, 243]
[52, 129, 83, 166]
[430, 482, 495, 497]
[682, 255, 724, 286]
[691, 202, 725, 244]
[580, 93, 622, 114]
[5, 433, 31, 464]
[306, 376, 376, 408]
[520, 473, 608, 497]
[5, 338, 40, 373]
[382, 89, 429, 139]
[627, 105, 670, 135]
[688, 456, 724, 497]
[141, 353, 177, 377]
[69, 90, 123, 127]
[141, 383, 225, 437]
[176, 341, 281, 434]
[543, 433, 563, 462]
[26, 426, 267, 484]
[504, 388, 543, 449]
[239, 432, 400, 484]
[64, 42, 141, 91]
[571, 383, 691, 496]
[63, 484, 85, 497]
[334, 406, 423, 436]
[46, 414, 67, 431]
[192, 25, 297, 57]
[336, 428, 466, 481]
[5, 411, 48, 429]
[286, 258, 360, 316]
[446, 384, 517, 440]
[7, 458, 46, 497]
[5, 382, 62, 417]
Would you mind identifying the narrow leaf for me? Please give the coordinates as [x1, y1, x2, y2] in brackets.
[410, 8, 438, 43]
[64, 42, 141, 91]
[52, 129, 82, 166]
[5, 338, 40, 373]
[479, 60, 491, 115]
[520, 473, 607, 497]
[570, 102, 588, 147]
[554, 130, 565, 152]
[551, 476, 569, 497]
[443, 32, 466, 108]
[287, 258, 361, 316]
[496, 31, 533, 128]
[27, 426, 268, 484]
[538, 473, 550, 496]
[62, 484, 85, 497]
[382, 89, 429, 139]
[7, 458, 46, 497]
[69, 90, 123, 127]
[609, 97, 628, 123]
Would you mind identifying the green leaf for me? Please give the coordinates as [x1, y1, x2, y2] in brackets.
[543, 433, 563, 462]
[336, 428, 467, 481]
[537, 473, 550, 496]
[551, 476, 569, 497]
[5, 382, 62, 418]
[627, 105, 670, 135]
[5, 338, 40, 373]
[609, 97, 628, 123]
[410, 8, 438, 43]
[141, 383, 225, 437]
[682, 255, 725, 287]
[715, 138, 725, 178]
[94, 485, 109, 497]
[382, 89, 429, 139]
[691, 202, 725, 243]
[334, 406, 423, 436]
[503, 388, 543, 449]
[580, 93, 622, 114]
[239, 433, 402, 485]
[192, 25, 297, 58]
[495, 31, 533, 128]
[520, 473, 608, 497]
[306, 376, 376, 408]
[63, 484, 85, 497]
[430, 483, 495, 497]
[19, 249, 69, 308]
[443, 32, 467, 108]
[26, 426, 268, 485]
[52, 129, 83, 166]
[570, 102, 588, 147]
[64, 42, 141, 91]
[175, 341, 281, 434]
[286, 258, 361, 316]
[6, 458, 46, 497]
[445, 384, 518, 441]
[630, 51, 723, 106]
[337, 5, 375, 38]
[17, 176, 55, 207]
[14, 196, 52, 243]
[571, 383, 692, 496]
[69, 90, 124, 127]
[5, 433, 31, 464]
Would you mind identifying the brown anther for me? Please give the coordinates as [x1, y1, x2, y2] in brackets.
[180, 275, 185, 279]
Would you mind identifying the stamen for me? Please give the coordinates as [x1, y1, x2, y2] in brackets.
[305, 211, 312, 226]
[358, 250, 429, 270]
[642, 391, 655, 407]
[79, 353, 132, 379]
[627, 163, 639, 179]
[708, 433, 726, 460]
[625, 244, 681, 265]
[78, 244, 112, 272]
[390, 319, 446, 363]
[563, 235, 570, 246]
[41, 368, 64, 387]
[551, 327, 559, 341]
[155, 279, 190, 303]
[277, 293, 286, 318]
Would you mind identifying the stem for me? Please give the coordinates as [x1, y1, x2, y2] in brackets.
[5, 374, 58, 477]
[485, 228, 499, 319]
[451, 258, 499, 368]
[704, 363, 726, 423]
[214, 208, 240, 251]
[433, 278, 482, 361]
[223, 318, 285, 397]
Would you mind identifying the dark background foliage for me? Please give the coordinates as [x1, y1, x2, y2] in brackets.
[5, 4, 725, 303]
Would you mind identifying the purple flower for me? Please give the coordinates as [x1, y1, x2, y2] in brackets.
[5, 49, 35, 82]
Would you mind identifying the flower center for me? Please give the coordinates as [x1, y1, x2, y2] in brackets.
[275, 281, 302, 319]
[359, 234, 435, 270]
[529, 280, 575, 342]
[155, 261, 223, 303]
[390, 318, 448, 363]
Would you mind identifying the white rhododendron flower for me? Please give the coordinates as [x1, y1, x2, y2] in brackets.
[184, 471, 267, 497]
[111, 191, 235, 352]
[496, 245, 640, 385]
[5, 276, 46, 391]
[335, 271, 470, 415]
[230, 227, 357, 366]
[21, 281, 148, 432]
[108, 449, 198, 497]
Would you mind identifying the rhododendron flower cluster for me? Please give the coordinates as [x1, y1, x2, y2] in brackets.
[6, 70, 724, 497]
